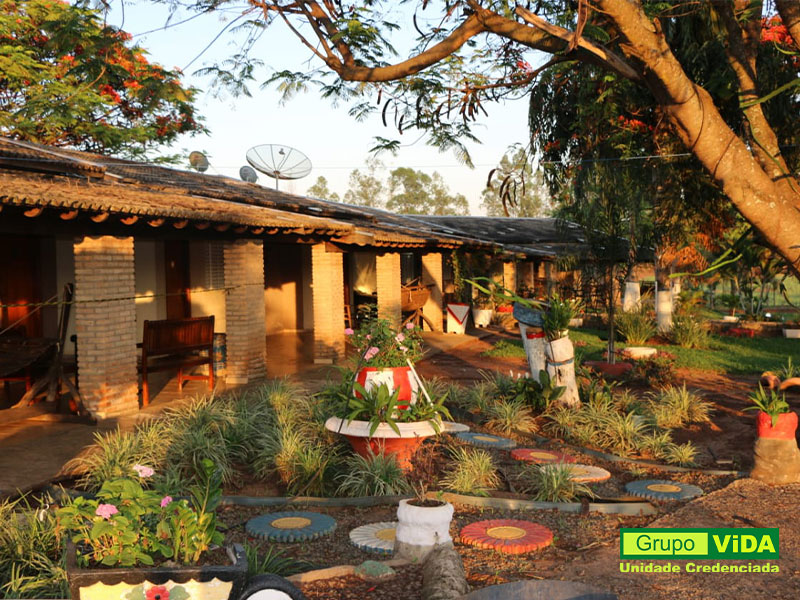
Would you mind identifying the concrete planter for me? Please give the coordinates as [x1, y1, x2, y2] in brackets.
[395, 498, 454, 562]
[472, 307, 494, 328]
[783, 328, 800, 339]
[620, 346, 657, 360]
[325, 416, 439, 469]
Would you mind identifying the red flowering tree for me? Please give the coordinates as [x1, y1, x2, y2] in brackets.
[0, 0, 205, 159]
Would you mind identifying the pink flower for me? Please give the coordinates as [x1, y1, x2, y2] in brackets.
[395, 333, 405, 343]
[160, 496, 173, 508]
[344, 328, 354, 336]
[95, 504, 118, 519]
[133, 464, 154, 478]
[365, 334, 372, 340]
[364, 346, 380, 360]
[405, 322, 414, 330]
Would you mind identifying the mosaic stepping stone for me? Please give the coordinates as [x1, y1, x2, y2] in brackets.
[540, 463, 611, 483]
[625, 480, 703, 501]
[349, 522, 397, 555]
[442, 421, 470, 434]
[460, 519, 553, 554]
[246, 511, 336, 543]
[455, 431, 516, 449]
[511, 448, 576, 464]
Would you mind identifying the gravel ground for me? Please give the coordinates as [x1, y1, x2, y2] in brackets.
[297, 564, 423, 600]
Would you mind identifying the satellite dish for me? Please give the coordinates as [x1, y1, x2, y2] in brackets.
[246, 144, 312, 190]
[189, 151, 209, 173]
[239, 165, 258, 183]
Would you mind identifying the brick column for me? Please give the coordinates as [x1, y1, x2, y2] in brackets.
[421, 252, 443, 331]
[376, 252, 401, 326]
[224, 240, 267, 385]
[74, 236, 138, 418]
[311, 243, 345, 364]
[503, 261, 517, 294]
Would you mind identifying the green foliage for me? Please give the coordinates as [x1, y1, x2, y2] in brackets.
[306, 176, 340, 201]
[746, 385, 790, 426]
[671, 315, 710, 349]
[662, 442, 698, 467]
[486, 399, 537, 434]
[647, 385, 713, 429]
[778, 357, 798, 379]
[343, 157, 385, 208]
[346, 309, 424, 367]
[439, 447, 500, 497]
[65, 428, 155, 492]
[481, 146, 548, 217]
[616, 309, 656, 345]
[56, 459, 223, 567]
[517, 463, 594, 502]
[0, 0, 204, 159]
[0, 495, 66, 599]
[595, 410, 647, 457]
[335, 450, 411, 497]
[627, 352, 677, 387]
[637, 430, 674, 460]
[244, 543, 312, 578]
[387, 167, 469, 215]
[482, 339, 526, 359]
[543, 294, 582, 341]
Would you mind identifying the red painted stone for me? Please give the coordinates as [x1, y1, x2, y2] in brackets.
[459, 519, 553, 554]
[511, 448, 576, 464]
[584, 361, 633, 378]
[343, 434, 424, 470]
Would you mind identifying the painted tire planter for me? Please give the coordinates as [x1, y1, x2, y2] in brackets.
[511, 448, 575, 464]
[625, 480, 703, 501]
[395, 499, 454, 562]
[459, 519, 553, 554]
[518, 324, 546, 381]
[246, 511, 336, 542]
[472, 307, 494, 328]
[66, 541, 248, 600]
[455, 431, 516, 449]
[349, 521, 397, 555]
[325, 416, 439, 469]
[355, 366, 419, 409]
[541, 463, 611, 483]
[446, 303, 470, 334]
[756, 411, 798, 439]
[545, 336, 580, 406]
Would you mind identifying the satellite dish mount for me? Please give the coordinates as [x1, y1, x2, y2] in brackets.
[246, 144, 312, 190]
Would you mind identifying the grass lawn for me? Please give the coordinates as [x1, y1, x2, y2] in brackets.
[484, 328, 798, 375]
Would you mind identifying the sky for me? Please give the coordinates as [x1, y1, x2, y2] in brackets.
[105, 1, 539, 214]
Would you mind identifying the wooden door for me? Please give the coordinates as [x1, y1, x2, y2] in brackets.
[164, 240, 191, 319]
[0, 236, 42, 337]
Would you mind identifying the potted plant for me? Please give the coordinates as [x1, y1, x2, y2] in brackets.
[325, 382, 451, 470]
[471, 293, 494, 328]
[56, 460, 250, 600]
[745, 385, 797, 439]
[447, 251, 471, 334]
[345, 310, 424, 408]
[542, 294, 582, 407]
[394, 485, 454, 562]
[783, 318, 800, 339]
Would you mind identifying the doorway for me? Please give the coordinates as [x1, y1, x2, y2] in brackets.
[164, 240, 191, 319]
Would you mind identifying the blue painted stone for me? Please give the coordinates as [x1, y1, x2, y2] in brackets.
[455, 431, 517, 449]
[246, 511, 336, 543]
[625, 480, 703, 501]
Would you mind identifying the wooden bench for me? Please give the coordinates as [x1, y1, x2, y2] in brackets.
[139, 316, 215, 406]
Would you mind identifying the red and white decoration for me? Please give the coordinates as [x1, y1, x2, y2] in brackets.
[446, 303, 470, 334]
[356, 366, 420, 409]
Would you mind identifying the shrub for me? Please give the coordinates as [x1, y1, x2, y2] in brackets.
[616, 309, 656, 345]
[486, 399, 537, 434]
[663, 442, 698, 466]
[482, 339, 526, 359]
[0, 495, 66, 599]
[64, 428, 153, 492]
[627, 351, 676, 387]
[778, 357, 798, 380]
[439, 447, 500, 496]
[671, 315, 709, 349]
[335, 450, 411, 497]
[648, 385, 713, 428]
[244, 544, 312, 578]
[637, 430, 673, 459]
[517, 463, 594, 502]
[596, 411, 647, 457]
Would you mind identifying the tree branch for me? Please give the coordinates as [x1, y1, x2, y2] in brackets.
[776, 0, 800, 55]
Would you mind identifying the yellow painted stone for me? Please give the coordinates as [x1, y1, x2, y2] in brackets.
[79, 579, 232, 600]
[570, 467, 590, 476]
[486, 526, 527, 540]
[375, 528, 396, 542]
[474, 435, 498, 442]
[271, 516, 312, 529]
[529, 451, 555, 459]
[646, 483, 682, 493]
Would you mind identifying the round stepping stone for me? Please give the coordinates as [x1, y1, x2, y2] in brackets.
[349, 522, 397, 555]
[460, 519, 553, 554]
[442, 421, 470, 433]
[540, 463, 611, 483]
[511, 448, 576, 464]
[626, 479, 703, 501]
[455, 431, 516, 449]
[246, 511, 336, 542]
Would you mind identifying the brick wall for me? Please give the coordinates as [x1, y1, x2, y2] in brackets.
[224, 240, 267, 384]
[421, 252, 443, 331]
[503, 261, 517, 294]
[311, 243, 345, 364]
[73, 236, 139, 418]
[376, 252, 401, 326]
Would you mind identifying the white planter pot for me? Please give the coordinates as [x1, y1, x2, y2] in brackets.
[784, 329, 800, 339]
[545, 335, 580, 408]
[324, 416, 439, 439]
[656, 290, 673, 333]
[394, 499, 454, 562]
[518, 323, 546, 382]
[622, 281, 641, 312]
[621, 346, 658, 360]
[471, 308, 493, 328]
[722, 315, 739, 323]
[446, 303, 470, 334]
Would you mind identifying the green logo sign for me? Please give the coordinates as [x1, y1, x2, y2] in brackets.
[620, 528, 779, 560]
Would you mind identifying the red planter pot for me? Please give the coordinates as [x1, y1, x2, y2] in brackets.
[343, 435, 426, 470]
[756, 410, 798, 440]
[356, 366, 419, 410]
[584, 360, 633, 378]
[496, 305, 514, 313]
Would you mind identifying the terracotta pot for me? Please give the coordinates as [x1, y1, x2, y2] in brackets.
[584, 360, 633, 378]
[325, 416, 439, 470]
[356, 366, 419, 410]
[66, 542, 248, 600]
[756, 410, 798, 440]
